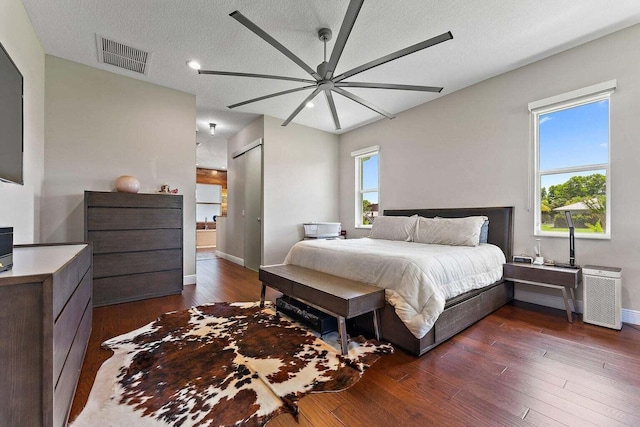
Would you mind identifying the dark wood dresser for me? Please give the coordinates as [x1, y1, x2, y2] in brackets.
[0, 244, 92, 427]
[84, 191, 184, 306]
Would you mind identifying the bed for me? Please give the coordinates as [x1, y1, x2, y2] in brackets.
[283, 207, 514, 356]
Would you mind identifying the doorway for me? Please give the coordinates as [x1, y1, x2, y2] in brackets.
[195, 168, 227, 261]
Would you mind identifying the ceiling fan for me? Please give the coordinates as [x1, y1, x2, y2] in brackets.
[199, 0, 453, 130]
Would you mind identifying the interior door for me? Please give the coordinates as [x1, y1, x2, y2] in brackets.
[244, 145, 262, 271]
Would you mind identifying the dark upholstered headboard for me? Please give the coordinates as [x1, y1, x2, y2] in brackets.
[384, 206, 514, 261]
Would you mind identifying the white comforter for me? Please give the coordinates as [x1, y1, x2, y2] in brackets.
[284, 238, 505, 339]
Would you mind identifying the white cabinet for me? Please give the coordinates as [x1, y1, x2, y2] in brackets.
[196, 183, 221, 222]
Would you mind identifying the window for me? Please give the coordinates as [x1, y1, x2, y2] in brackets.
[529, 80, 615, 238]
[352, 145, 379, 228]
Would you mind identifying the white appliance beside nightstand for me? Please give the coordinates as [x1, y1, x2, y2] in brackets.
[582, 265, 622, 330]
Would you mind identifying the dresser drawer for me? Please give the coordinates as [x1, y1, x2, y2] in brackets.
[93, 270, 183, 306]
[503, 263, 581, 288]
[53, 270, 92, 383]
[93, 249, 182, 278]
[86, 207, 182, 231]
[86, 191, 182, 209]
[52, 245, 91, 319]
[88, 229, 182, 254]
[53, 302, 92, 427]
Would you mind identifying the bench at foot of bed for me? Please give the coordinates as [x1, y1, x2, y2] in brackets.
[259, 264, 385, 355]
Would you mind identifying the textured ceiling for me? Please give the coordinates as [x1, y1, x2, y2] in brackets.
[22, 0, 640, 169]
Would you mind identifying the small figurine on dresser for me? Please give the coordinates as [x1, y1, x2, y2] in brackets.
[159, 184, 179, 194]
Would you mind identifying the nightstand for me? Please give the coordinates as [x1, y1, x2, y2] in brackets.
[503, 262, 582, 322]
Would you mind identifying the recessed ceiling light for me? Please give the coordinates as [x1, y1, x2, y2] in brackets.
[187, 60, 201, 70]
[306, 102, 314, 108]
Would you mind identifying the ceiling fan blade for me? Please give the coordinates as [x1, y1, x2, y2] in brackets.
[325, 0, 364, 80]
[230, 11, 321, 81]
[199, 70, 316, 84]
[228, 85, 316, 109]
[335, 82, 443, 92]
[333, 31, 453, 83]
[282, 87, 323, 126]
[324, 90, 341, 130]
[332, 87, 395, 119]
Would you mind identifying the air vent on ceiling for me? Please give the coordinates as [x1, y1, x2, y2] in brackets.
[96, 34, 151, 75]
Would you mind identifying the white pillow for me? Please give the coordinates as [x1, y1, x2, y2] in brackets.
[414, 216, 488, 246]
[369, 215, 418, 241]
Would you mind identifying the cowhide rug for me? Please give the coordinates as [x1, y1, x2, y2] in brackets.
[71, 302, 393, 427]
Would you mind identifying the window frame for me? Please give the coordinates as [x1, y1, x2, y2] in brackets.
[529, 81, 615, 239]
[352, 145, 380, 229]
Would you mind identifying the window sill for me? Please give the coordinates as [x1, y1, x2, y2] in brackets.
[355, 225, 373, 230]
[534, 230, 611, 240]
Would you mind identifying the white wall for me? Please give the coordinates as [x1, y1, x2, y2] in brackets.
[263, 115, 339, 265]
[339, 24, 640, 314]
[221, 115, 339, 266]
[0, 0, 45, 244]
[42, 56, 197, 279]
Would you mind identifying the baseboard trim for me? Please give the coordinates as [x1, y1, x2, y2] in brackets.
[514, 288, 639, 326]
[215, 250, 244, 266]
[183, 274, 196, 285]
[622, 308, 640, 325]
[515, 288, 583, 313]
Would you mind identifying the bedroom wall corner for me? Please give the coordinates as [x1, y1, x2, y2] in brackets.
[42, 56, 197, 277]
[262, 115, 339, 265]
[0, 0, 45, 244]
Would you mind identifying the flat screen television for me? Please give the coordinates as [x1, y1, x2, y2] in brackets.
[0, 42, 24, 185]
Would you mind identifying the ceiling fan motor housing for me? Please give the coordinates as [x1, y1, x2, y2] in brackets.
[317, 61, 331, 78]
[317, 28, 332, 42]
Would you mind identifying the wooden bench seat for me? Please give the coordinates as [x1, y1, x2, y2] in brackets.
[259, 264, 385, 355]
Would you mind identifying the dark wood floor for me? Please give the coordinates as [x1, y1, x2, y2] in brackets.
[70, 256, 640, 426]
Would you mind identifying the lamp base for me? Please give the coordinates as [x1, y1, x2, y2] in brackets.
[554, 262, 580, 269]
